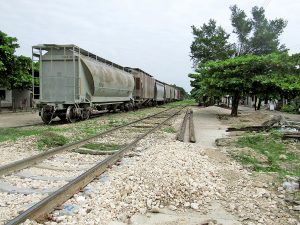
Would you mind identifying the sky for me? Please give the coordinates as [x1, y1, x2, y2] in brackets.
[1, 0, 300, 92]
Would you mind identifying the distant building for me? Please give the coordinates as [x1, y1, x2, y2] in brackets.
[0, 88, 12, 108]
[0, 88, 32, 111]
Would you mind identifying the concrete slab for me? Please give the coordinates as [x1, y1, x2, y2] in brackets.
[130, 201, 241, 225]
[192, 106, 228, 148]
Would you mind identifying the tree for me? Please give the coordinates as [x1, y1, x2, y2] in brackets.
[189, 5, 289, 114]
[230, 5, 252, 55]
[230, 5, 287, 55]
[0, 31, 33, 89]
[190, 53, 300, 116]
[190, 19, 235, 66]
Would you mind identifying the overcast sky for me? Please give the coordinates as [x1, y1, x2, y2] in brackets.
[1, 0, 300, 92]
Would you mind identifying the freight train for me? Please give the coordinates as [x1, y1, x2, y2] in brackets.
[32, 44, 181, 123]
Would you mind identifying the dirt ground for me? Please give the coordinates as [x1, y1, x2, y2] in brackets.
[0, 111, 42, 128]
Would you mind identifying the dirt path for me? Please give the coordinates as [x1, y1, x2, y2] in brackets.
[0, 112, 41, 128]
[193, 106, 229, 147]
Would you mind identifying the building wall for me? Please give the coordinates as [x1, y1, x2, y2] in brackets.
[0, 88, 12, 107]
[12, 89, 32, 110]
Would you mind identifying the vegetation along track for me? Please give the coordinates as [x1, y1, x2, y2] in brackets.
[1, 106, 183, 225]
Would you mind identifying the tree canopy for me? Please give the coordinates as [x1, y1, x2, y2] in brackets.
[190, 19, 235, 66]
[189, 53, 300, 116]
[0, 31, 33, 89]
[189, 5, 293, 116]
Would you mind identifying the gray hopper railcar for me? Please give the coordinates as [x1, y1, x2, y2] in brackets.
[126, 67, 156, 107]
[155, 80, 165, 103]
[32, 44, 134, 123]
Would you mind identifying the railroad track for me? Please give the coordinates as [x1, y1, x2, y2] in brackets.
[0, 106, 183, 225]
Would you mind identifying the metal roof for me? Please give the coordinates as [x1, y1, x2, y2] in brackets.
[32, 44, 131, 73]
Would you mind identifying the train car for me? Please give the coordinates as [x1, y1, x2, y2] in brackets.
[170, 86, 175, 101]
[174, 88, 181, 100]
[155, 80, 165, 104]
[125, 67, 155, 107]
[32, 44, 134, 123]
[165, 84, 171, 102]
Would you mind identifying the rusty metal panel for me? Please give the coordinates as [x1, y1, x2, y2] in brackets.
[143, 73, 155, 99]
[130, 68, 155, 100]
[80, 56, 134, 102]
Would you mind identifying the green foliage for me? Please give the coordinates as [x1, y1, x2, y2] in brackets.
[230, 5, 252, 55]
[0, 31, 33, 89]
[0, 128, 39, 142]
[164, 127, 177, 133]
[236, 132, 300, 176]
[280, 104, 298, 114]
[189, 5, 291, 113]
[230, 5, 287, 56]
[189, 53, 300, 116]
[82, 143, 120, 151]
[37, 131, 68, 150]
[190, 19, 235, 66]
[249, 6, 287, 55]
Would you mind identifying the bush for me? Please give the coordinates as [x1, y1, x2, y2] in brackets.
[280, 104, 297, 114]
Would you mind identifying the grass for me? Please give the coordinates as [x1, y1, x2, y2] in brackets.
[0, 128, 40, 142]
[0, 126, 68, 143]
[164, 127, 177, 133]
[235, 131, 300, 177]
[82, 143, 120, 151]
[37, 131, 68, 150]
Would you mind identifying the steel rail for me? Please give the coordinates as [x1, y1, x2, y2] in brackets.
[5, 107, 183, 225]
[0, 107, 175, 176]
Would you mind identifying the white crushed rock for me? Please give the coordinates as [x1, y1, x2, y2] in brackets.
[0, 136, 38, 166]
[4, 107, 298, 225]
[2, 175, 67, 190]
[42, 113, 297, 225]
[0, 192, 46, 224]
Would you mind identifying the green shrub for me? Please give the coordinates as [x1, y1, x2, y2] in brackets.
[281, 104, 297, 114]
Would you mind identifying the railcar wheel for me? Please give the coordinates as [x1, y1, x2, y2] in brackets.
[120, 104, 125, 112]
[41, 108, 53, 124]
[128, 103, 134, 111]
[124, 103, 129, 112]
[66, 106, 78, 123]
[82, 107, 91, 120]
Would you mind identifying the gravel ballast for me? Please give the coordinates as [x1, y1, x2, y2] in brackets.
[2, 106, 298, 225]
[20, 107, 297, 225]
